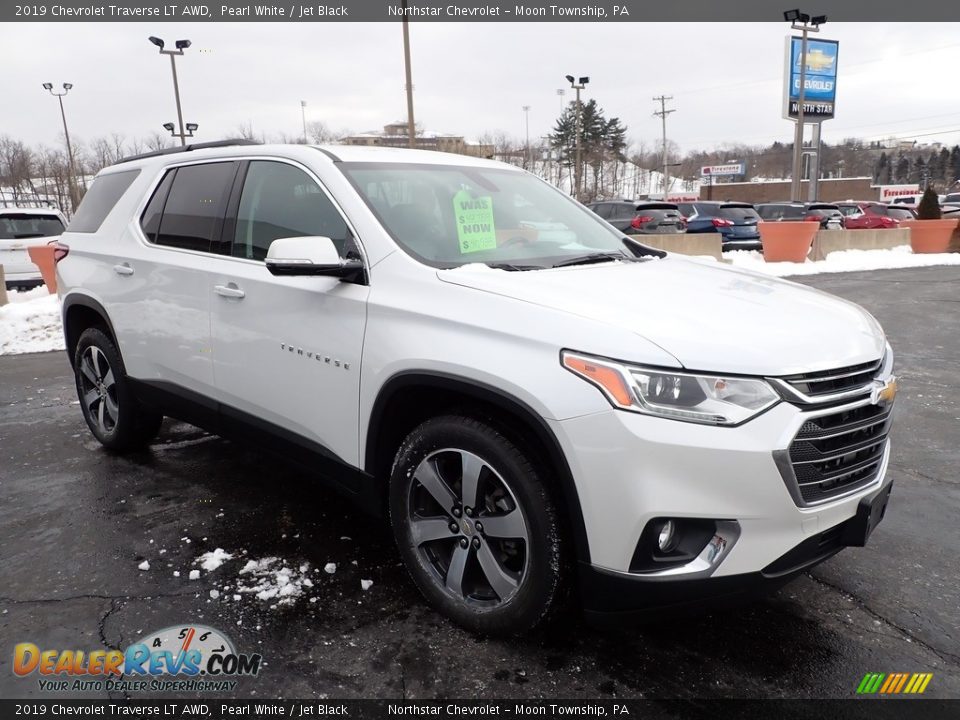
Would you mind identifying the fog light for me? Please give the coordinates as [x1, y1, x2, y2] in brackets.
[657, 520, 676, 552]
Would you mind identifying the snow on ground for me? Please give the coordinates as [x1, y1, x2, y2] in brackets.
[0, 289, 64, 355]
[720, 244, 960, 277]
[235, 557, 313, 606]
[195, 548, 234, 572]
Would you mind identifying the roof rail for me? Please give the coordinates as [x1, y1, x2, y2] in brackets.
[115, 139, 261, 165]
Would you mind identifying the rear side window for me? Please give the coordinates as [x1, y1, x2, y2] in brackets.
[677, 203, 695, 216]
[718, 206, 758, 220]
[233, 161, 349, 261]
[0, 214, 65, 239]
[68, 170, 140, 233]
[139, 170, 176, 243]
[155, 162, 237, 253]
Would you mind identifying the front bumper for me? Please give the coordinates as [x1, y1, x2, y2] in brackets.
[549, 395, 893, 610]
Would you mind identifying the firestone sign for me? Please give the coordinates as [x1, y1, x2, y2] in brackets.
[701, 163, 745, 177]
[878, 184, 921, 202]
[783, 37, 839, 121]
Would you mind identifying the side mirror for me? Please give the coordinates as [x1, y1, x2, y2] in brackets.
[265, 236, 363, 281]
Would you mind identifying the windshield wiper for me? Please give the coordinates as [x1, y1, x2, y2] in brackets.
[551, 252, 632, 269]
[485, 262, 543, 271]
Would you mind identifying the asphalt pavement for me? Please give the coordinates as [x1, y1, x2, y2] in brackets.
[1, 265, 958, 700]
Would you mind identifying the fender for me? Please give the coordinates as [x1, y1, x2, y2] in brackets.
[366, 370, 592, 565]
[61, 293, 119, 368]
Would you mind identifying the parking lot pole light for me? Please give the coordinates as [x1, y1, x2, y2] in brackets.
[401, 0, 416, 149]
[556, 88, 565, 115]
[43, 83, 79, 212]
[149, 37, 192, 147]
[301, 100, 308, 144]
[786, 11, 823, 202]
[522, 105, 531, 170]
[566, 76, 588, 200]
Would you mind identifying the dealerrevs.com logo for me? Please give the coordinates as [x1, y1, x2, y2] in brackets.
[13, 624, 261, 693]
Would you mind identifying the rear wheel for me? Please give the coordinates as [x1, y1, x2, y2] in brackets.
[389, 414, 566, 635]
[74, 328, 163, 451]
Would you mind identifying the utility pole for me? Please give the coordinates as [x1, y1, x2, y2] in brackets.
[522, 105, 531, 169]
[653, 95, 675, 199]
[401, 0, 416, 149]
[301, 100, 308, 143]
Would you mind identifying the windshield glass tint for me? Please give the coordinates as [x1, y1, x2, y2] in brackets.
[339, 163, 629, 268]
[0, 214, 65, 239]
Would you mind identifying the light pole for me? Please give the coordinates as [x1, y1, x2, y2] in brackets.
[784, 10, 826, 202]
[163, 122, 198, 141]
[565, 75, 588, 201]
[522, 105, 531, 169]
[556, 88, 565, 115]
[301, 100, 308, 143]
[42, 82, 78, 211]
[149, 36, 192, 147]
[401, 0, 416, 148]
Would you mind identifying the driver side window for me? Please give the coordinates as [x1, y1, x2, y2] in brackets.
[233, 161, 349, 261]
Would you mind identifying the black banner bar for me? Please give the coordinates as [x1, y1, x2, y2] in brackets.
[2, 700, 959, 720]
[3, 0, 960, 23]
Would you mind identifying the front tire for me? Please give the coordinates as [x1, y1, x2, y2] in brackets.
[389, 414, 566, 635]
[74, 327, 163, 451]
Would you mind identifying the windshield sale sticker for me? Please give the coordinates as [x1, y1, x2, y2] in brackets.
[454, 190, 497, 254]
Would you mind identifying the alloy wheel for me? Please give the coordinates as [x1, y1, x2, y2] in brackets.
[408, 448, 529, 607]
[78, 345, 119, 435]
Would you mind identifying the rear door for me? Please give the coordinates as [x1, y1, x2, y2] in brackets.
[114, 160, 239, 395]
[633, 203, 684, 233]
[208, 158, 370, 469]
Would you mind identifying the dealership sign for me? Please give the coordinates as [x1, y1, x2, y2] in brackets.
[783, 37, 839, 121]
[701, 163, 745, 178]
[878, 184, 920, 202]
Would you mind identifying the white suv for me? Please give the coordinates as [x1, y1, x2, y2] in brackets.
[56, 142, 896, 634]
[1, 205, 67, 290]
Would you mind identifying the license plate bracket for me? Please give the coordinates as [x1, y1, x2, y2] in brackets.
[842, 483, 892, 547]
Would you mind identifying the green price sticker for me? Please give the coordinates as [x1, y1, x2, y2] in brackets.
[453, 190, 497, 254]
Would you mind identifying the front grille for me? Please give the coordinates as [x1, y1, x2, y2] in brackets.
[788, 402, 893, 504]
[780, 358, 882, 398]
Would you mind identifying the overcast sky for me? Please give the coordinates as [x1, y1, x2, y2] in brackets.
[4, 22, 960, 155]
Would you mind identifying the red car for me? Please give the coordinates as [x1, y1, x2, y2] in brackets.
[836, 201, 914, 230]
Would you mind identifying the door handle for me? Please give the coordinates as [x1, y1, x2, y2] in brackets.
[214, 284, 245, 299]
[113, 263, 134, 276]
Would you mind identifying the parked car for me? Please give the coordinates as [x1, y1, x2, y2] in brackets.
[55, 141, 896, 634]
[889, 194, 923, 206]
[675, 201, 761, 250]
[755, 202, 844, 230]
[0, 205, 67, 290]
[835, 202, 905, 230]
[587, 200, 685, 235]
[943, 193, 960, 205]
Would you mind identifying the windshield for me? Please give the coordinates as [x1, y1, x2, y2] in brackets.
[339, 163, 631, 269]
[718, 206, 759, 222]
[0, 213, 65, 239]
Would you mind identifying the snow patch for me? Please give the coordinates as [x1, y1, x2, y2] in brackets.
[723, 245, 960, 277]
[323, 563, 337, 575]
[195, 548, 233, 572]
[137, 560, 150, 571]
[236, 557, 312, 606]
[188, 570, 200, 581]
[361, 579, 373, 591]
[0, 292, 64, 355]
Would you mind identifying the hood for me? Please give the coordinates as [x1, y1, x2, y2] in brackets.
[438, 258, 885, 376]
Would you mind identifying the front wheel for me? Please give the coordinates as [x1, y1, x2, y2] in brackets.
[389, 415, 566, 635]
[74, 327, 163, 451]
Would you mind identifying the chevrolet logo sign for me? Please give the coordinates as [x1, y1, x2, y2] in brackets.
[804, 49, 836, 73]
[871, 377, 898, 406]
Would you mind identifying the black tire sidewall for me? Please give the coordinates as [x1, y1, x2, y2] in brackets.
[389, 415, 563, 635]
[74, 328, 154, 451]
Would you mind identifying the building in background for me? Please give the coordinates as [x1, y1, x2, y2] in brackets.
[342, 122, 493, 157]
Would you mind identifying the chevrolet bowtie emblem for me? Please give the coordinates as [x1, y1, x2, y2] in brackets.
[871, 377, 898, 406]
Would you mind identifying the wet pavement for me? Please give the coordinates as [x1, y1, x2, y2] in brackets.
[1, 265, 958, 700]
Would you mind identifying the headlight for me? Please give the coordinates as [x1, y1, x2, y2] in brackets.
[562, 351, 779, 426]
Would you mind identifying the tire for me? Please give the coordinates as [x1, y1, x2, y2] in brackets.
[389, 414, 566, 636]
[74, 327, 163, 451]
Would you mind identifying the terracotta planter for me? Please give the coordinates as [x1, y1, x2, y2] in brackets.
[902, 219, 960, 254]
[758, 221, 818, 263]
[27, 245, 58, 294]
